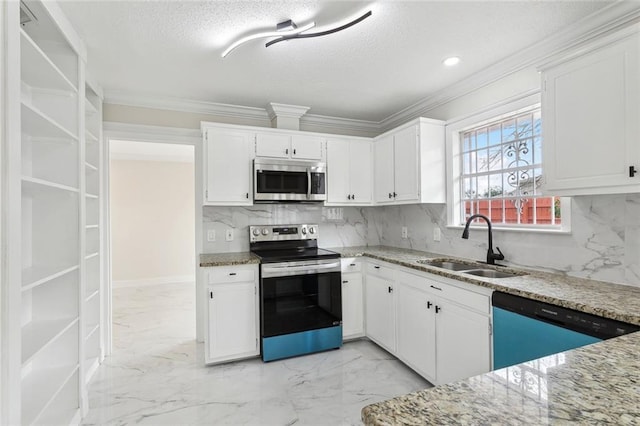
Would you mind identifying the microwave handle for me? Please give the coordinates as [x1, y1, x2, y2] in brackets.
[307, 168, 311, 199]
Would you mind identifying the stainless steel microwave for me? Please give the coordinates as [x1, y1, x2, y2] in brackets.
[253, 158, 326, 202]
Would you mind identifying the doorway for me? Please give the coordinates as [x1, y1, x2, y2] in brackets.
[108, 140, 196, 353]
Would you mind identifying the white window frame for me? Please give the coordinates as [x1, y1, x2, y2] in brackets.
[445, 93, 571, 233]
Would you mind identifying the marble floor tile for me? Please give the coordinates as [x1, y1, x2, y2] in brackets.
[83, 282, 430, 425]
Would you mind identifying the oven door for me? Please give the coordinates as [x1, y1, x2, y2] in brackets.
[260, 259, 341, 338]
[254, 159, 326, 202]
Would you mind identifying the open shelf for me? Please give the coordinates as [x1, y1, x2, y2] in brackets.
[21, 364, 79, 426]
[21, 317, 78, 365]
[85, 288, 99, 302]
[21, 264, 78, 291]
[22, 134, 79, 189]
[85, 129, 98, 143]
[20, 29, 76, 94]
[21, 101, 78, 141]
[85, 161, 98, 171]
[22, 175, 78, 194]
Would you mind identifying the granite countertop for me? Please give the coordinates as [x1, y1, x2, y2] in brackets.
[362, 331, 640, 425]
[199, 251, 259, 267]
[329, 245, 640, 326]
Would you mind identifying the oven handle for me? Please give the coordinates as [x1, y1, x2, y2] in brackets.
[262, 261, 340, 278]
[307, 168, 312, 199]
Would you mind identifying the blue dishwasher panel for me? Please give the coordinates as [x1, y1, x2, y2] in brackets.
[493, 307, 601, 370]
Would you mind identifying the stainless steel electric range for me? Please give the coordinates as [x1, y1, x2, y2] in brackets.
[249, 224, 342, 362]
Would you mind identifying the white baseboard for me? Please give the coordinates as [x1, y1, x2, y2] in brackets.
[113, 275, 196, 288]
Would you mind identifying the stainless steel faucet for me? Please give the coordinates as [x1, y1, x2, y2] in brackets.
[461, 214, 504, 265]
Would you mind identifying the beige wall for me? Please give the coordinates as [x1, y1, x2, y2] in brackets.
[110, 159, 195, 283]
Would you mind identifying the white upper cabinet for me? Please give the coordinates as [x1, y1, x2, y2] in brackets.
[541, 25, 640, 195]
[326, 137, 372, 205]
[203, 125, 254, 205]
[373, 118, 445, 205]
[255, 131, 324, 160]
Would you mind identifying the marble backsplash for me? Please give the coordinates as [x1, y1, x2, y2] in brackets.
[202, 194, 639, 288]
[202, 204, 378, 253]
[367, 194, 640, 288]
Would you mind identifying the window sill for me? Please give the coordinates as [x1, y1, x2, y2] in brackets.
[446, 224, 571, 235]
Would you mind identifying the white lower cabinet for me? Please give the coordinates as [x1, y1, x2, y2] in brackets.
[205, 265, 259, 364]
[341, 258, 364, 340]
[364, 263, 397, 352]
[365, 260, 492, 386]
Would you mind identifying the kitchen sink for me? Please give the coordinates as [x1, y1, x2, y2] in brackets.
[416, 260, 479, 271]
[463, 269, 524, 279]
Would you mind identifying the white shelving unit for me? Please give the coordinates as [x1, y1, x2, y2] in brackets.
[83, 80, 103, 385]
[3, 1, 104, 424]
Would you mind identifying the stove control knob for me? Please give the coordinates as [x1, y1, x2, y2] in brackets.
[301, 227, 307, 235]
[309, 226, 316, 234]
[252, 228, 260, 237]
[261, 228, 269, 236]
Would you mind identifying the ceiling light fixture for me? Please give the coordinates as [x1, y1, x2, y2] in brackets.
[221, 21, 316, 58]
[265, 10, 372, 48]
[221, 9, 372, 58]
[443, 56, 461, 66]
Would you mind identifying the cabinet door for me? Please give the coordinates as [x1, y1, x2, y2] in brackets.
[205, 128, 253, 204]
[393, 125, 419, 202]
[292, 135, 324, 160]
[542, 33, 640, 194]
[349, 140, 372, 203]
[373, 135, 395, 203]
[396, 283, 436, 381]
[207, 282, 258, 362]
[342, 272, 364, 339]
[326, 139, 351, 203]
[365, 274, 396, 352]
[255, 132, 291, 158]
[435, 301, 490, 385]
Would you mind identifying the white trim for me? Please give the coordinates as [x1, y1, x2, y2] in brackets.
[113, 275, 196, 288]
[444, 93, 571, 233]
[102, 3, 640, 135]
[103, 121, 204, 346]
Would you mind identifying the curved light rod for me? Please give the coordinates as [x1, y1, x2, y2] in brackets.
[221, 22, 316, 58]
[265, 10, 372, 48]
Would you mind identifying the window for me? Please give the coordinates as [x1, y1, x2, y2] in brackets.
[447, 100, 569, 232]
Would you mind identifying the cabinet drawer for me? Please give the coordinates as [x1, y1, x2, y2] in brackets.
[208, 266, 256, 284]
[426, 281, 489, 314]
[341, 258, 362, 273]
[365, 262, 395, 279]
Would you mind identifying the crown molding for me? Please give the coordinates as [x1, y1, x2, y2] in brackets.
[104, 2, 640, 137]
[104, 121, 201, 144]
[266, 103, 310, 120]
[379, 1, 640, 131]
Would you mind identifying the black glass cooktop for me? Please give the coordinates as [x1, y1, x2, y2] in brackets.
[251, 247, 340, 263]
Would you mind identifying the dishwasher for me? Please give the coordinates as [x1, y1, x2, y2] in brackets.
[492, 291, 639, 370]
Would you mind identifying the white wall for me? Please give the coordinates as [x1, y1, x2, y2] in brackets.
[110, 158, 195, 284]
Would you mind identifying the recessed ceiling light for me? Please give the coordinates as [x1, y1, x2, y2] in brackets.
[443, 56, 460, 66]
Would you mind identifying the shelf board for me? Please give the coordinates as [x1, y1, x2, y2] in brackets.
[85, 192, 98, 199]
[22, 176, 79, 195]
[85, 129, 98, 142]
[22, 317, 79, 365]
[85, 161, 98, 171]
[22, 264, 79, 291]
[84, 98, 98, 115]
[85, 288, 99, 302]
[20, 29, 77, 94]
[21, 363, 79, 426]
[85, 323, 100, 340]
[85, 224, 99, 229]
[21, 101, 78, 141]
[84, 356, 100, 384]
[85, 252, 100, 261]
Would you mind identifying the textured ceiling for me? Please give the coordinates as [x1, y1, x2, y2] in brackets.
[58, 1, 613, 122]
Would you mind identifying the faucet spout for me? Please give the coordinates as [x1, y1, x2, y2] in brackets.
[461, 214, 505, 265]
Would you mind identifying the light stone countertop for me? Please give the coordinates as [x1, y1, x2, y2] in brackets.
[361, 331, 640, 425]
[199, 251, 259, 267]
